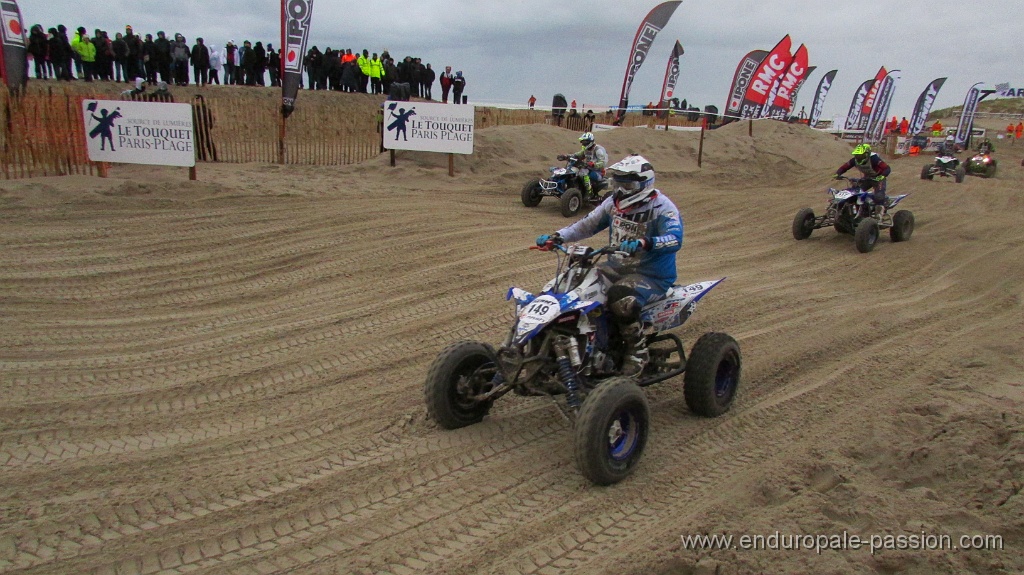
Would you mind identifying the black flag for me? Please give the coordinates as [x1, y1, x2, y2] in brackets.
[281, 0, 314, 118]
[613, 1, 682, 125]
[0, 0, 27, 91]
[907, 78, 946, 137]
[807, 69, 837, 128]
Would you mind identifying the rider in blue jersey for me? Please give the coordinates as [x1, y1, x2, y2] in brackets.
[536, 154, 683, 375]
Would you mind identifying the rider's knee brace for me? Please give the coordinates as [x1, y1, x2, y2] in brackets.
[607, 286, 641, 323]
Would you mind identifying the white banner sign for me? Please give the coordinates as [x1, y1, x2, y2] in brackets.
[383, 102, 474, 154]
[81, 100, 196, 167]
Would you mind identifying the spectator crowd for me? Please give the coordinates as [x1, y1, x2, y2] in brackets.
[25, 22, 467, 103]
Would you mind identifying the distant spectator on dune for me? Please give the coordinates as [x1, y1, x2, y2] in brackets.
[440, 65, 453, 103]
[451, 70, 465, 104]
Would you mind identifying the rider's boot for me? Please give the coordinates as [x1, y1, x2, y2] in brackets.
[620, 321, 649, 377]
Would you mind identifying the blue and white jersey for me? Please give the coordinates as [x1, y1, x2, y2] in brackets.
[556, 192, 683, 283]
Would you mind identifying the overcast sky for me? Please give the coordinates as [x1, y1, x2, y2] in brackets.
[24, 0, 1022, 121]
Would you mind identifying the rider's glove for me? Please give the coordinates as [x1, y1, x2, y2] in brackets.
[556, 154, 567, 161]
[874, 174, 886, 181]
[536, 233, 562, 247]
[618, 238, 648, 254]
[587, 161, 595, 168]
[832, 173, 842, 180]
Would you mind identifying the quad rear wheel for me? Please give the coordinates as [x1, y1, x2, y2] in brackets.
[560, 188, 583, 217]
[683, 332, 741, 417]
[890, 210, 914, 242]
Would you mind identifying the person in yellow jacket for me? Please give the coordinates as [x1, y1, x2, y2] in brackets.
[75, 33, 97, 81]
[368, 52, 384, 95]
[70, 26, 86, 79]
[356, 49, 370, 93]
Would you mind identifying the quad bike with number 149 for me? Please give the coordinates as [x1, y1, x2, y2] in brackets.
[424, 241, 741, 485]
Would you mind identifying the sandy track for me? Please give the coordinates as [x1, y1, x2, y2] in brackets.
[1, 121, 1021, 574]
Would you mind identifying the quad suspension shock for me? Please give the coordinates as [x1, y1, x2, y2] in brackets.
[557, 357, 581, 409]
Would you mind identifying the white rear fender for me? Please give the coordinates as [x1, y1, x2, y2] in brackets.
[642, 278, 725, 330]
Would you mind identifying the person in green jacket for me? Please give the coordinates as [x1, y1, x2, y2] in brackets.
[368, 53, 383, 95]
[356, 49, 370, 93]
[75, 33, 97, 82]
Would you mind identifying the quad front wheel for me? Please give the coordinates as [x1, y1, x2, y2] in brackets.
[560, 188, 583, 217]
[574, 377, 650, 485]
[521, 180, 543, 207]
[890, 210, 915, 242]
[792, 208, 816, 240]
[920, 164, 933, 180]
[683, 332, 741, 417]
[855, 217, 880, 253]
[425, 341, 498, 429]
[955, 165, 966, 183]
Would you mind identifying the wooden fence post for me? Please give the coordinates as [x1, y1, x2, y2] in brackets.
[698, 118, 706, 168]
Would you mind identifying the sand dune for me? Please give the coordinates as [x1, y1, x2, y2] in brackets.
[1, 116, 1022, 575]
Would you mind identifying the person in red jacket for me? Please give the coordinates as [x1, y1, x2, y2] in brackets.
[439, 65, 454, 103]
[899, 117, 909, 135]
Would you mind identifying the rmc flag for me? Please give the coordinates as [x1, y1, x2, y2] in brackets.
[858, 66, 888, 130]
[764, 44, 810, 120]
[281, 0, 314, 118]
[808, 69, 838, 128]
[613, 1, 682, 125]
[740, 34, 792, 119]
[0, 0, 27, 91]
[907, 77, 946, 136]
[659, 40, 684, 108]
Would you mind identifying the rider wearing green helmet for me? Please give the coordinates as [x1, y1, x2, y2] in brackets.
[834, 143, 891, 207]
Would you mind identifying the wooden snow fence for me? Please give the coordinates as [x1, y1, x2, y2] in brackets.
[0, 88, 96, 179]
[1, 85, 708, 180]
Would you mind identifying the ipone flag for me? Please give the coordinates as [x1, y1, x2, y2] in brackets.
[863, 70, 899, 144]
[740, 34, 792, 118]
[0, 0, 27, 91]
[613, 1, 682, 125]
[844, 79, 875, 130]
[659, 40, 684, 104]
[808, 69, 838, 127]
[281, 0, 314, 118]
[907, 77, 946, 136]
[954, 82, 984, 148]
[764, 44, 809, 120]
[858, 66, 888, 130]
[723, 49, 767, 122]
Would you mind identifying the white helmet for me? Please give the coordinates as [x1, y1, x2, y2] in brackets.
[608, 154, 656, 211]
[945, 134, 955, 143]
[579, 131, 595, 148]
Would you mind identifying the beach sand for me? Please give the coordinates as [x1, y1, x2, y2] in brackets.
[1, 106, 1022, 574]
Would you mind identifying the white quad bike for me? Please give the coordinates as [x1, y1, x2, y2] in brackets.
[921, 153, 965, 183]
[424, 241, 741, 485]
